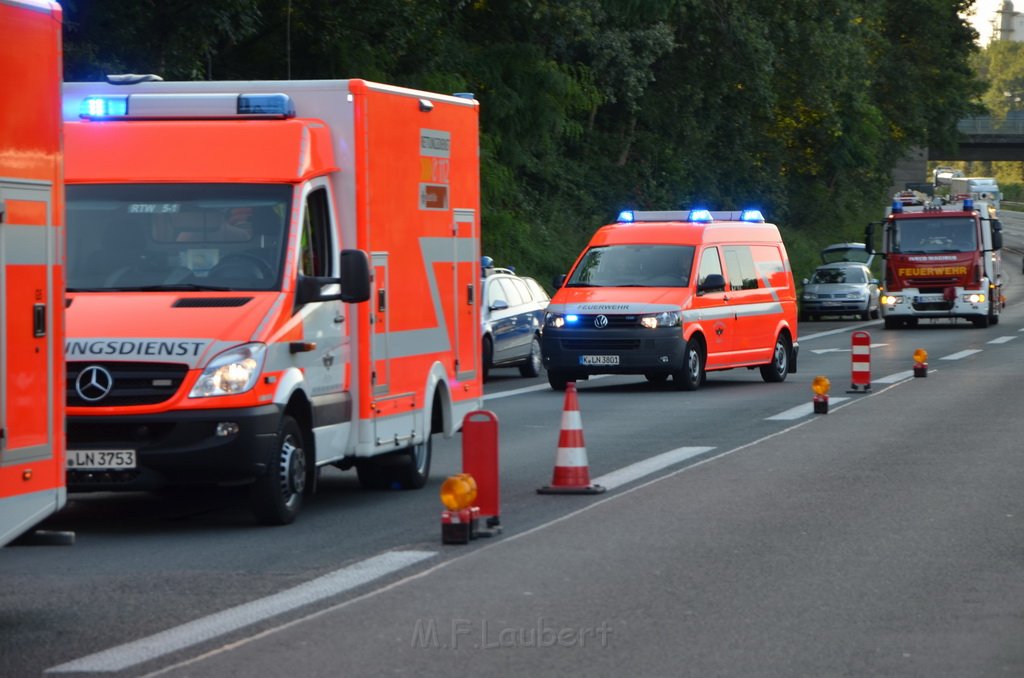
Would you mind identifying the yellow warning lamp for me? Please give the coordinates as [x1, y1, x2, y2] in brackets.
[913, 348, 928, 378]
[811, 375, 831, 396]
[811, 375, 830, 414]
[440, 473, 478, 511]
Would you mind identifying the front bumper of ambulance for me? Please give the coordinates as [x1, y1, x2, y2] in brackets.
[66, 404, 283, 491]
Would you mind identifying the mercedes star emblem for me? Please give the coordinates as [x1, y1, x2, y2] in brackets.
[76, 365, 114, 402]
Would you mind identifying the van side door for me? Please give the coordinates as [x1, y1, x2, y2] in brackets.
[692, 246, 734, 365]
[722, 244, 774, 360]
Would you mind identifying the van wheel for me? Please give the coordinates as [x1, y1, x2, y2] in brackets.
[547, 370, 569, 391]
[249, 416, 306, 526]
[519, 336, 542, 377]
[357, 435, 432, 490]
[760, 335, 790, 383]
[482, 337, 493, 383]
[673, 338, 704, 391]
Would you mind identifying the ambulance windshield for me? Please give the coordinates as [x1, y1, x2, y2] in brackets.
[567, 245, 695, 288]
[66, 184, 291, 292]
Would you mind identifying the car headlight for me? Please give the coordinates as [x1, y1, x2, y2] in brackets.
[640, 311, 681, 329]
[545, 312, 580, 328]
[803, 292, 818, 300]
[189, 343, 266, 398]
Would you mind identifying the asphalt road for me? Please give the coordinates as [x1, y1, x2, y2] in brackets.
[2, 231, 1024, 678]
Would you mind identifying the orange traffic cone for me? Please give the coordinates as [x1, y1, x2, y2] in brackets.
[537, 382, 606, 495]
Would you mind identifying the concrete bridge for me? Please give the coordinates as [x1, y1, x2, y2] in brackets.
[891, 115, 1024, 193]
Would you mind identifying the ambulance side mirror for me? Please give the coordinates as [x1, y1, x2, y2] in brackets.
[698, 273, 726, 294]
[296, 249, 371, 304]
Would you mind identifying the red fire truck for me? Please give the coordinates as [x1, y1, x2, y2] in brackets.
[867, 197, 1004, 329]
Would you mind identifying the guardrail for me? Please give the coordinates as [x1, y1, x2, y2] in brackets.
[957, 116, 1024, 135]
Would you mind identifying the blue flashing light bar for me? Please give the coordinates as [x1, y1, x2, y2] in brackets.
[81, 96, 128, 118]
[617, 210, 635, 223]
[688, 209, 714, 223]
[963, 198, 974, 210]
[566, 314, 579, 323]
[740, 209, 765, 223]
[891, 200, 903, 214]
[237, 93, 295, 117]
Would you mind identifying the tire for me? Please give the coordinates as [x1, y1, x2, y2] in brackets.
[672, 337, 704, 391]
[357, 435, 433, 491]
[547, 369, 569, 391]
[249, 416, 307, 526]
[870, 307, 880, 320]
[759, 334, 790, 383]
[518, 335, 542, 377]
[859, 306, 871, 321]
[481, 336, 493, 383]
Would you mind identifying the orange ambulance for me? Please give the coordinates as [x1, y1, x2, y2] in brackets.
[0, 0, 66, 546]
[542, 209, 799, 390]
[61, 78, 482, 524]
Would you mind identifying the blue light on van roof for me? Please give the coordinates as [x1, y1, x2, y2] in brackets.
[688, 209, 713, 223]
[891, 200, 903, 214]
[617, 210, 635, 223]
[80, 96, 128, 118]
[237, 93, 295, 118]
[963, 198, 974, 210]
[740, 209, 765, 223]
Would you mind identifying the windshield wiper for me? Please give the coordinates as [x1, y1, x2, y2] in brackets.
[115, 284, 237, 292]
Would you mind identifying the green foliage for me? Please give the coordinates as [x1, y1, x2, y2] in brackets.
[61, 0, 982, 284]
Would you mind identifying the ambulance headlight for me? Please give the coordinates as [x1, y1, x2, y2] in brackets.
[546, 312, 577, 329]
[640, 311, 681, 329]
[190, 343, 267, 397]
[962, 293, 985, 303]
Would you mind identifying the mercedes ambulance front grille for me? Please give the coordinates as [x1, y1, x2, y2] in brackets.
[68, 362, 189, 407]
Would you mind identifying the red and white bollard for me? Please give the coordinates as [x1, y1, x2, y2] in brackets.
[849, 331, 871, 393]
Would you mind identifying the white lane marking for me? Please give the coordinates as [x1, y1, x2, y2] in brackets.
[988, 336, 1017, 344]
[766, 397, 850, 421]
[45, 550, 437, 674]
[798, 322, 877, 341]
[483, 375, 612, 401]
[940, 349, 982, 360]
[874, 370, 916, 384]
[590, 446, 715, 490]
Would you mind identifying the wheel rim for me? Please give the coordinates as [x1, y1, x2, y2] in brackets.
[687, 345, 701, 383]
[529, 339, 541, 372]
[278, 434, 305, 510]
[773, 341, 788, 376]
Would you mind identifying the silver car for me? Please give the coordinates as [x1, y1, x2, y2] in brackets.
[801, 261, 880, 321]
[481, 261, 550, 381]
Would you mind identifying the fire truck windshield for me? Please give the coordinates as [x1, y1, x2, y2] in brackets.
[891, 217, 977, 254]
[66, 183, 292, 292]
[567, 244, 695, 288]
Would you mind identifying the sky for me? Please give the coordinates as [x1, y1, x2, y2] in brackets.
[970, 0, 1002, 45]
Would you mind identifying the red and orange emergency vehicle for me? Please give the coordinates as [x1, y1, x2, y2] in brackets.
[0, 0, 66, 547]
[541, 209, 799, 391]
[868, 197, 1004, 329]
[60, 78, 482, 524]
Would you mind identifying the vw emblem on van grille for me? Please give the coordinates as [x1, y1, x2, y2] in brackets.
[593, 315, 609, 329]
[76, 365, 114, 402]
